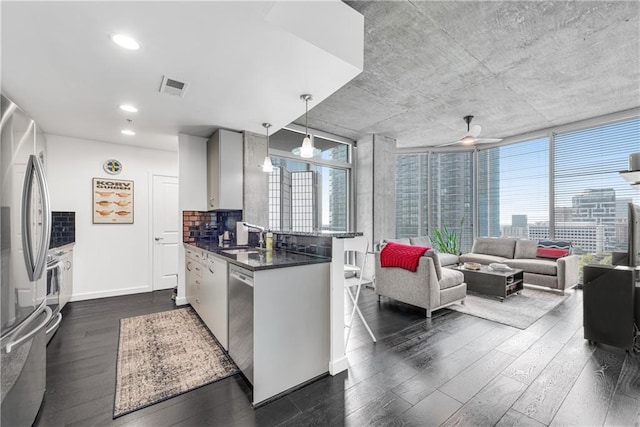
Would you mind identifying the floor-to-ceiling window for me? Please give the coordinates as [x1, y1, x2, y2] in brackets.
[477, 137, 549, 238]
[267, 128, 352, 232]
[395, 116, 639, 263]
[553, 118, 640, 270]
[396, 152, 473, 253]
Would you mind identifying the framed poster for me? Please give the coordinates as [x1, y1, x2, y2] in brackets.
[93, 178, 134, 224]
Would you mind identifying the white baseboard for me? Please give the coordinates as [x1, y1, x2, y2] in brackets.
[175, 296, 188, 306]
[329, 355, 349, 375]
[70, 285, 150, 302]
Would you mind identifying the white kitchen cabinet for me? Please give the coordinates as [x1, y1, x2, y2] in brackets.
[207, 129, 243, 210]
[201, 254, 228, 350]
[185, 245, 228, 350]
[59, 247, 74, 309]
[185, 247, 203, 308]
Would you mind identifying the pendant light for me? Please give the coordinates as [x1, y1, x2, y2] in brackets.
[295, 94, 314, 158]
[261, 123, 273, 173]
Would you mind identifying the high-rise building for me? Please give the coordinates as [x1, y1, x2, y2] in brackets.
[571, 188, 626, 251]
[512, 215, 528, 228]
[396, 154, 428, 237]
[327, 145, 348, 231]
[430, 152, 474, 252]
[476, 149, 500, 237]
[529, 222, 605, 253]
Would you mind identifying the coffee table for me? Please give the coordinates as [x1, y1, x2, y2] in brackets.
[453, 265, 524, 301]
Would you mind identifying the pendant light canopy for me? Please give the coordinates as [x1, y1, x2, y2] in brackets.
[261, 122, 273, 173]
[292, 94, 318, 158]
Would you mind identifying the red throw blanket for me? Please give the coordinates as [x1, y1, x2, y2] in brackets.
[380, 242, 430, 272]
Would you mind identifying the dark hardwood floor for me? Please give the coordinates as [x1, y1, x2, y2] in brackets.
[35, 286, 640, 426]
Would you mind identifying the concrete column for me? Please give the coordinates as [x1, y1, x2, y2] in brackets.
[356, 134, 396, 278]
[243, 131, 269, 227]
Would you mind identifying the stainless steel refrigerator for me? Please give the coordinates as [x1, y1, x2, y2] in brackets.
[1, 94, 52, 426]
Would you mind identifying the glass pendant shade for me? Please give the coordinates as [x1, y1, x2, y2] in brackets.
[261, 122, 273, 173]
[262, 156, 273, 173]
[300, 135, 314, 158]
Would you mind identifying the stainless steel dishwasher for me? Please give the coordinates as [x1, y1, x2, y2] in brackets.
[228, 265, 254, 385]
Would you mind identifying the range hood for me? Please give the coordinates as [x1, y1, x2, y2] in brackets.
[619, 152, 640, 189]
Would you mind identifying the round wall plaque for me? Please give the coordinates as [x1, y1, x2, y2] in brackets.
[103, 159, 122, 175]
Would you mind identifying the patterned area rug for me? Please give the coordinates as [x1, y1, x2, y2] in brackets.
[447, 286, 570, 329]
[113, 307, 238, 418]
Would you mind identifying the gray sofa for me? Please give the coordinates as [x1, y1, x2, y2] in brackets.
[459, 237, 579, 293]
[379, 236, 459, 267]
[375, 249, 466, 317]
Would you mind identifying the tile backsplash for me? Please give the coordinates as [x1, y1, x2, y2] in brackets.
[50, 211, 75, 248]
[183, 210, 242, 245]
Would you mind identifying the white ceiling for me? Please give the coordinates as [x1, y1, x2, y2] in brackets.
[1, 1, 363, 151]
[4, 1, 638, 153]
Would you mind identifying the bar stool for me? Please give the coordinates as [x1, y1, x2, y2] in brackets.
[344, 236, 376, 346]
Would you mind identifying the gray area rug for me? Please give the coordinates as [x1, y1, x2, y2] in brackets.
[113, 307, 238, 418]
[447, 286, 569, 329]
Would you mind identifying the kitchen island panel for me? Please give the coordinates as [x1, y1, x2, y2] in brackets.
[253, 262, 330, 405]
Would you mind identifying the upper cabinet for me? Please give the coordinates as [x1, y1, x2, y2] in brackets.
[207, 129, 243, 210]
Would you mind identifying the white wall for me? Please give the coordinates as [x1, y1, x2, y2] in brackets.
[176, 133, 207, 305]
[46, 134, 178, 301]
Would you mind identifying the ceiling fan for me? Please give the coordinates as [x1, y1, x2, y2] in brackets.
[438, 115, 503, 147]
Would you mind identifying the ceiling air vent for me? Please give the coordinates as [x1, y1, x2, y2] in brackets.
[159, 75, 189, 97]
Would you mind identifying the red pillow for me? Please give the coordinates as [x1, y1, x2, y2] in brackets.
[536, 247, 569, 259]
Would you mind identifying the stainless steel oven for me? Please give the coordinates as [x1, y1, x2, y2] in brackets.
[45, 256, 63, 343]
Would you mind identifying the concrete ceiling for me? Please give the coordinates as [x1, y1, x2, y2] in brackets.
[302, 1, 640, 149]
[1, 1, 363, 151]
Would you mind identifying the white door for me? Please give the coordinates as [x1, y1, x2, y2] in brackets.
[152, 175, 179, 290]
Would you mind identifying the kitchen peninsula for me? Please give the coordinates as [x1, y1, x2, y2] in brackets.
[182, 230, 362, 406]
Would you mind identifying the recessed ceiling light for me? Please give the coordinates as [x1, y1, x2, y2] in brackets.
[111, 34, 141, 50]
[119, 104, 138, 113]
[121, 129, 135, 136]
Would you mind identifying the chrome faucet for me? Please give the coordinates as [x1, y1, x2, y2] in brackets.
[242, 222, 266, 248]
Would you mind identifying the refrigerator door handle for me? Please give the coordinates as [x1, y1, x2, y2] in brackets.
[4, 305, 52, 354]
[21, 155, 37, 281]
[21, 154, 51, 281]
[33, 154, 52, 280]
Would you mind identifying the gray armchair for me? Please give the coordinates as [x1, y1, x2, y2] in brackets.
[375, 250, 466, 317]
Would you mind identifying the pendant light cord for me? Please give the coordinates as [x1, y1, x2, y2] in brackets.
[305, 97, 309, 137]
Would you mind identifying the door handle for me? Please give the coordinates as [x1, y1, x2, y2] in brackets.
[5, 305, 52, 354]
[155, 237, 164, 241]
[21, 154, 50, 281]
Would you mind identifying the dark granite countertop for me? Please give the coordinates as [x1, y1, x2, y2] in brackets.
[185, 242, 331, 271]
[270, 230, 363, 239]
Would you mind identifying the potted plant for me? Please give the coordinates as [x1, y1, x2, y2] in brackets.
[431, 223, 462, 255]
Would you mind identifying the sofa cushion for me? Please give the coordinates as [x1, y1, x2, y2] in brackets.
[439, 268, 464, 290]
[459, 253, 508, 265]
[379, 238, 410, 250]
[471, 237, 517, 259]
[514, 239, 537, 259]
[410, 236, 433, 247]
[438, 252, 459, 267]
[536, 247, 569, 259]
[423, 250, 442, 280]
[537, 240, 573, 253]
[504, 258, 557, 276]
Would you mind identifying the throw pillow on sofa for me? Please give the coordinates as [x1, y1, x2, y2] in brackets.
[536, 240, 572, 259]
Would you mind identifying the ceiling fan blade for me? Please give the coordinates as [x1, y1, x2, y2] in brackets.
[469, 124, 482, 137]
[436, 140, 463, 147]
[474, 138, 503, 144]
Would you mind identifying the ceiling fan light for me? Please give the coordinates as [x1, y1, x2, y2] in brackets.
[461, 135, 475, 145]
